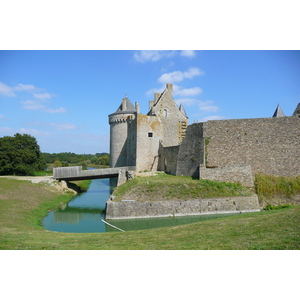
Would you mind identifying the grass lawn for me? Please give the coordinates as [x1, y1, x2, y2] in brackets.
[0, 177, 299, 250]
[113, 173, 254, 201]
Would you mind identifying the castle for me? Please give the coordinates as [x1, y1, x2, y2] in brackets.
[109, 83, 300, 186]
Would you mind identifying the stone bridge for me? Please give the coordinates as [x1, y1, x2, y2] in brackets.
[53, 166, 135, 186]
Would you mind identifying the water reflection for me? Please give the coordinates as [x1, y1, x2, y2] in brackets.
[42, 178, 117, 233]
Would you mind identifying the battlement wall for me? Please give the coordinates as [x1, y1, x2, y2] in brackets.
[204, 116, 300, 177]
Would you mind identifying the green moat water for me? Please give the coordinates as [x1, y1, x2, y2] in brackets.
[42, 178, 237, 233]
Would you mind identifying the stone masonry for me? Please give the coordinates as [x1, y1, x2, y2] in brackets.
[106, 195, 260, 219]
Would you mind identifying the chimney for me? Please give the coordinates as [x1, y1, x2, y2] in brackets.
[154, 93, 160, 102]
[166, 83, 173, 96]
[135, 101, 140, 113]
[149, 100, 154, 111]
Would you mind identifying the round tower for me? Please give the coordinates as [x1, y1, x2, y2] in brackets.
[108, 97, 137, 168]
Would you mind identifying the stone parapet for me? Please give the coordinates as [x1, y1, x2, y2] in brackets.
[105, 195, 260, 219]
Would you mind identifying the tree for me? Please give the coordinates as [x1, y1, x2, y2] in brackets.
[0, 133, 47, 175]
[53, 160, 62, 168]
[99, 155, 110, 166]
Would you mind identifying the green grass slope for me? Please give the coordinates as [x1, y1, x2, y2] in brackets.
[1, 177, 299, 250]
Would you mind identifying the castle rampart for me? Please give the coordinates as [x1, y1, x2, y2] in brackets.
[204, 116, 300, 177]
[171, 115, 300, 183]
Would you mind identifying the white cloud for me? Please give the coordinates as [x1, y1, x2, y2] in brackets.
[158, 67, 204, 84]
[146, 84, 203, 98]
[14, 83, 37, 91]
[46, 107, 66, 113]
[0, 127, 14, 134]
[0, 82, 42, 97]
[34, 93, 52, 100]
[0, 114, 5, 119]
[196, 115, 226, 122]
[21, 100, 45, 111]
[0, 126, 51, 137]
[133, 50, 176, 62]
[180, 50, 196, 57]
[49, 122, 76, 130]
[197, 100, 219, 112]
[133, 50, 197, 62]
[176, 98, 219, 113]
[21, 100, 66, 113]
[174, 86, 203, 97]
[19, 128, 51, 136]
[175, 98, 199, 106]
[0, 82, 16, 97]
[146, 85, 165, 96]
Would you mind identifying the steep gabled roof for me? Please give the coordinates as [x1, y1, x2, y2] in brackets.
[147, 83, 188, 119]
[272, 104, 285, 117]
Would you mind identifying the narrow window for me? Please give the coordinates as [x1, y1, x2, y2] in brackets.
[163, 109, 168, 117]
[148, 132, 153, 137]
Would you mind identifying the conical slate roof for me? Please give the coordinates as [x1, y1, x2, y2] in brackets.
[272, 104, 285, 117]
[116, 97, 136, 113]
[293, 103, 300, 118]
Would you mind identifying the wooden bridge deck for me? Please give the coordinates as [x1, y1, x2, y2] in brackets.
[53, 166, 134, 184]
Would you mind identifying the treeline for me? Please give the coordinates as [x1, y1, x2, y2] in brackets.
[0, 133, 110, 176]
[42, 152, 110, 166]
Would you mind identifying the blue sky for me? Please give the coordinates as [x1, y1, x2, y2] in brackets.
[1, 50, 299, 154]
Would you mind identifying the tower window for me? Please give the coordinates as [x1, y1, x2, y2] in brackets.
[148, 132, 153, 137]
[163, 109, 168, 117]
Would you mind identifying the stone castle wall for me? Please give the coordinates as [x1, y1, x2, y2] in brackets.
[149, 84, 188, 147]
[204, 116, 300, 177]
[199, 165, 254, 187]
[135, 114, 162, 172]
[158, 145, 179, 174]
[163, 116, 299, 181]
[109, 113, 137, 168]
[105, 195, 260, 219]
[175, 123, 205, 178]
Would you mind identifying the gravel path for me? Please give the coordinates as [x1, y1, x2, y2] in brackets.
[0, 175, 54, 184]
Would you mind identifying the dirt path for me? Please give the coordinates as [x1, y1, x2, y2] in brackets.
[0, 175, 54, 184]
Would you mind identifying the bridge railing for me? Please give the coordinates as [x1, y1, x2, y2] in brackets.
[53, 166, 82, 179]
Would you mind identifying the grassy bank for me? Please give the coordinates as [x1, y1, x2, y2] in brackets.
[69, 180, 92, 192]
[255, 173, 300, 207]
[0, 177, 299, 250]
[113, 173, 253, 202]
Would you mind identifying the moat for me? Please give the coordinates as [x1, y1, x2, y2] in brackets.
[42, 178, 238, 233]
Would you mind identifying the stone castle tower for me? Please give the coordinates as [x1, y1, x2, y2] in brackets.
[108, 83, 188, 172]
